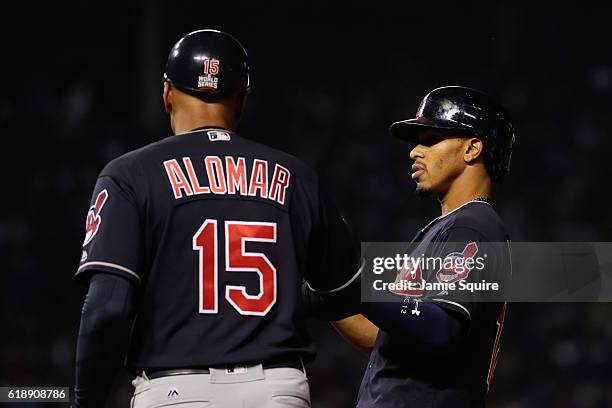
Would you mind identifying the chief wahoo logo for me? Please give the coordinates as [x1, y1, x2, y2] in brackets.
[83, 189, 108, 246]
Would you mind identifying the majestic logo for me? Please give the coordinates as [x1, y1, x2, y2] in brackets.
[436, 242, 479, 284]
[198, 57, 220, 90]
[83, 189, 108, 246]
[207, 130, 231, 141]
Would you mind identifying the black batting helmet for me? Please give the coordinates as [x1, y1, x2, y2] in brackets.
[390, 86, 516, 181]
[164, 29, 251, 100]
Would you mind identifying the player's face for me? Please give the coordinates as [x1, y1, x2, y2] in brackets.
[409, 129, 467, 197]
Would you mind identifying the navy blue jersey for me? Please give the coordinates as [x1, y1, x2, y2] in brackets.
[76, 127, 359, 370]
[358, 200, 510, 408]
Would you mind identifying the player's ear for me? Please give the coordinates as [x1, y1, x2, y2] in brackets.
[463, 138, 484, 164]
[228, 90, 248, 124]
[238, 90, 249, 117]
[162, 81, 173, 114]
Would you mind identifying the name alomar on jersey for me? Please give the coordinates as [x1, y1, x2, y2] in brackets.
[163, 155, 291, 205]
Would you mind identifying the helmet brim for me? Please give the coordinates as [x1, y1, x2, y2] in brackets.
[389, 117, 478, 143]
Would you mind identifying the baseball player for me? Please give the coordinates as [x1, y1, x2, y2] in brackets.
[335, 86, 515, 407]
[73, 29, 360, 407]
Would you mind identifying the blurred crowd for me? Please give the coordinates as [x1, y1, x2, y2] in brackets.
[2, 1, 612, 407]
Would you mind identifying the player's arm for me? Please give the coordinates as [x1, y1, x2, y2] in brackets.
[302, 275, 377, 353]
[360, 226, 499, 350]
[331, 314, 379, 355]
[301, 262, 362, 321]
[361, 300, 468, 350]
[294, 179, 363, 320]
[74, 161, 144, 407]
[302, 189, 361, 294]
[74, 272, 138, 408]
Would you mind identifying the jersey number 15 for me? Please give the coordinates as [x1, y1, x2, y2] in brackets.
[193, 220, 277, 316]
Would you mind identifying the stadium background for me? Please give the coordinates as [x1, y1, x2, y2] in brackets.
[2, 1, 612, 406]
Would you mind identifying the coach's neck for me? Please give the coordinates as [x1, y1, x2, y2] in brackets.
[163, 82, 246, 135]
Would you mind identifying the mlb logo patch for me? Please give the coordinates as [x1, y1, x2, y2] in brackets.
[207, 130, 231, 141]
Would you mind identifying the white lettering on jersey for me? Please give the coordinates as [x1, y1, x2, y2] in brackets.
[163, 156, 291, 205]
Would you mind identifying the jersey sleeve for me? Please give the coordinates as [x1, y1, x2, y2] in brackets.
[76, 173, 144, 285]
[291, 179, 361, 293]
[426, 227, 510, 320]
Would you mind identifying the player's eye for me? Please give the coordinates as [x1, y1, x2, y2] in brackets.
[419, 133, 446, 147]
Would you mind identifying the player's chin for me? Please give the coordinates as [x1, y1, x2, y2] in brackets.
[414, 185, 432, 198]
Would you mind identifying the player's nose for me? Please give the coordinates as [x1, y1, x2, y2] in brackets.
[410, 145, 424, 160]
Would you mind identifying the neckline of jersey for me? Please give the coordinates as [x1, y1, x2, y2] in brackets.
[174, 126, 232, 137]
[419, 200, 492, 234]
[439, 199, 492, 220]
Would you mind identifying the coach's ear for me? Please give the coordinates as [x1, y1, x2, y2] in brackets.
[162, 81, 173, 114]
